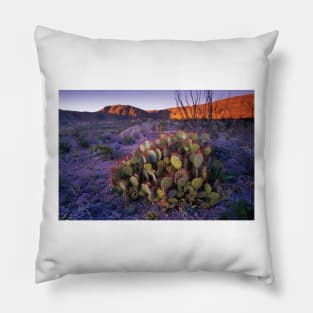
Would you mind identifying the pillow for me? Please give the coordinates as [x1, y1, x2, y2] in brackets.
[35, 26, 278, 283]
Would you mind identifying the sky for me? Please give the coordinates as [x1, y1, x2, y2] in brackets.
[59, 90, 254, 112]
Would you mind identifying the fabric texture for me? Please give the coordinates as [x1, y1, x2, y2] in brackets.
[35, 26, 278, 283]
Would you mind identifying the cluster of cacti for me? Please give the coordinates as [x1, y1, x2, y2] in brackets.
[111, 131, 224, 211]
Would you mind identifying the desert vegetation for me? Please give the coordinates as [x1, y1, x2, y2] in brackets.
[111, 131, 225, 218]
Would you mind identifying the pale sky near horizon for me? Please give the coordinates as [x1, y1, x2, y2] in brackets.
[59, 90, 253, 112]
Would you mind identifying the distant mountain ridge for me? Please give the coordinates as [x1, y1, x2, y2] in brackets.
[98, 104, 151, 118]
[60, 94, 254, 123]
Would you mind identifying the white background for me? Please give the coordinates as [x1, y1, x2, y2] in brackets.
[0, 0, 312, 312]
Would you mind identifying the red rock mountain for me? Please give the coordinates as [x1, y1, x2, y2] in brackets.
[167, 94, 254, 120]
[98, 104, 150, 118]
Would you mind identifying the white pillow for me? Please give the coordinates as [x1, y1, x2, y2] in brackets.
[35, 26, 278, 283]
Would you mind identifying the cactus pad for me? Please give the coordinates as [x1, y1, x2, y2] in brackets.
[191, 177, 203, 190]
[161, 177, 173, 191]
[170, 153, 182, 170]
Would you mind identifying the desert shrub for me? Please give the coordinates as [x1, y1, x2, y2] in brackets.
[121, 135, 136, 145]
[145, 210, 160, 220]
[59, 141, 71, 154]
[71, 150, 80, 158]
[111, 149, 122, 160]
[219, 212, 229, 220]
[99, 133, 113, 143]
[77, 136, 90, 148]
[111, 130, 225, 211]
[210, 159, 224, 182]
[72, 129, 90, 148]
[72, 129, 81, 139]
[158, 121, 167, 132]
[231, 199, 254, 220]
[90, 144, 113, 160]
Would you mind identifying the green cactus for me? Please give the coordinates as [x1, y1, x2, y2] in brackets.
[174, 168, 189, 184]
[166, 165, 174, 174]
[145, 210, 159, 220]
[204, 145, 212, 156]
[199, 133, 210, 144]
[167, 136, 172, 146]
[144, 140, 151, 150]
[189, 132, 198, 141]
[156, 167, 165, 177]
[204, 183, 212, 193]
[177, 177, 188, 192]
[207, 192, 220, 200]
[199, 201, 212, 209]
[168, 197, 178, 204]
[196, 191, 210, 199]
[163, 146, 169, 158]
[161, 177, 173, 191]
[118, 179, 128, 191]
[164, 157, 170, 165]
[190, 143, 200, 152]
[156, 188, 165, 199]
[141, 155, 147, 164]
[156, 148, 162, 161]
[147, 149, 157, 163]
[147, 170, 157, 184]
[129, 187, 139, 200]
[141, 183, 152, 202]
[211, 159, 224, 182]
[130, 175, 139, 188]
[176, 191, 185, 198]
[157, 160, 165, 169]
[141, 183, 150, 194]
[168, 189, 177, 198]
[159, 136, 168, 147]
[191, 177, 203, 190]
[130, 154, 140, 165]
[183, 145, 190, 153]
[183, 157, 189, 170]
[123, 166, 133, 176]
[144, 163, 152, 170]
[176, 130, 187, 141]
[201, 166, 207, 181]
[170, 153, 182, 170]
[191, 151, 203, 169]
[111, 131, 224, 212]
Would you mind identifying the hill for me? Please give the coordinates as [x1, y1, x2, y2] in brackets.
[59, 94, 254, 124]
[167, 94, 254, 120]
[98, 104, 150, 118]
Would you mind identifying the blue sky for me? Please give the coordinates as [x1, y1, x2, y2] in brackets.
[59, 90, 253, 112]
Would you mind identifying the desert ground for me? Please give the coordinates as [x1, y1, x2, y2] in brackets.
[59, 106, 254, 220]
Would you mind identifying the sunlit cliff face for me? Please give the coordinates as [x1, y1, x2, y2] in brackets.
[168, 94, 254, 120]
[97, 94, 254, 120]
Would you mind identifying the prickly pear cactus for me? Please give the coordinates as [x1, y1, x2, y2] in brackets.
[161, 177, 173, 191]
[170, 153, 182, 170]
[111, 130, 225, 211]
[199, 133, 210, 144]
[130, 175, 139, 187]
[191, 177, 203, 190]
[147, 149, 157, 163]
[176, 130, 187, 141]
